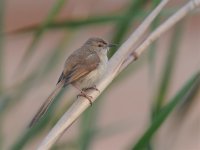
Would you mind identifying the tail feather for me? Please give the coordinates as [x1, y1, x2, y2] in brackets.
[29, 81, 65, 128]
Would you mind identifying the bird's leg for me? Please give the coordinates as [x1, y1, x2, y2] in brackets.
[82, 85, 100, 93]
[77, 91, 93, 106]
[72, 83, 93, 106]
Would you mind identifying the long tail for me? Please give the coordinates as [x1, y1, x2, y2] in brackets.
[28, 81, 65, 127]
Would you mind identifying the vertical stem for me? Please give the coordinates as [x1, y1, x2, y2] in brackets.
[18, 0, 68, 73]
[153, 23, 183, 117]
[0, 0, 4, 93]
[148, 0, 161, 91]
[109, 0, 147, 58]
[0, 0, 4, 148]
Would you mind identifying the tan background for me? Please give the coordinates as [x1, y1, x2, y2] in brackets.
[2, 0, 200, 150]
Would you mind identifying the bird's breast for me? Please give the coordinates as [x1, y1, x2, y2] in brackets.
[78, 53, 108, 88]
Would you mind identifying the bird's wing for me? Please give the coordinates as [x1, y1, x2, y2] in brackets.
[57, 52, 100, 85]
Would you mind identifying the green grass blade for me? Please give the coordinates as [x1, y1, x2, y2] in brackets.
[49, 15, 122, 28]
[0, 72, 38, 114]
[9, 15, 122, 34]
[147, 0, 161, 91]
[51, 141, 78, 150]
[79, 95, 103, 150]
[8, 9, 174, 34]
[132, 71, 200, 150]
[9, 8, 199, 34]
[10, 43, 73, 149]
[0, 0, 4, 93]
[152, 23, 183, 116]
[0, 0, 5, 147]
[109, 0, 147, 58]
[11, 89, 66, 150]
[176, 76, 200, 118]
[0, 32, 70, 115]
[18, 0, 68, 72]
[147, 22, 183, 149]
[38, 31, 70, 78]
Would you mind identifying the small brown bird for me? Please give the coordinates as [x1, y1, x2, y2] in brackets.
[29, 37, 115, 127]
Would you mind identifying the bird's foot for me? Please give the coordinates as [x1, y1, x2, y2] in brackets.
[77, 91, 93, 106]
[82, 85, 100, 93]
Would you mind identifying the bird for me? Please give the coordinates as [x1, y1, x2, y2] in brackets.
[29, 37, 115, 127]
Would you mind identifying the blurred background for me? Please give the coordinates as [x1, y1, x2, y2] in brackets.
[0, 0, 200, 150]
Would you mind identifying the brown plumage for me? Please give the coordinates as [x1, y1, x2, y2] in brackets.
[57, 46, 100, 86]
[29, 37, 114, 127]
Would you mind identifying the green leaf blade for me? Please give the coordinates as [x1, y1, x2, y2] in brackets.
[132, 71, 200, 150]
[18, 0, 68, 72]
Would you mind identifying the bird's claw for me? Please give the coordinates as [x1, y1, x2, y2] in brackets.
[77, 92, 93, 106]
[82, 85, 100, 93]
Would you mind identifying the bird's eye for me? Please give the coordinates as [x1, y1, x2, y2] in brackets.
[98, 44, 102, 47]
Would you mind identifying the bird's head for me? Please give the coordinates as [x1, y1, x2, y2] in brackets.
[84, 37, 116, 53]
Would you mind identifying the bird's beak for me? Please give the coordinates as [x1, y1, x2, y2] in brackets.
[107, 43, 117, 48]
